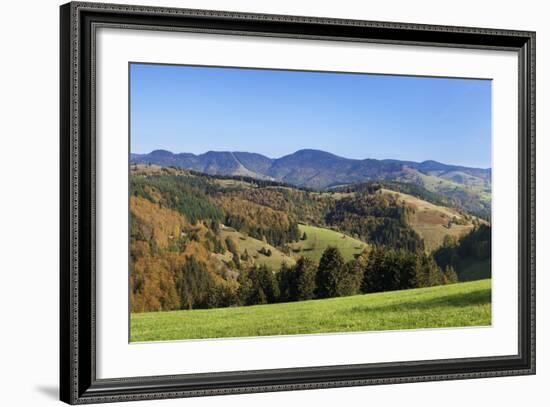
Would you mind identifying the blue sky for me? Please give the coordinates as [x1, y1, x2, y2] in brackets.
[130, 63, 492, 168]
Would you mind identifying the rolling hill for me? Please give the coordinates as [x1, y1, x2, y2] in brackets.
[378, 188, 481, 251]
[217, 226, 296, 269]
[131, 149, 491, 218]
[129, 164, 491, 315]
[288, 224, 368, 262]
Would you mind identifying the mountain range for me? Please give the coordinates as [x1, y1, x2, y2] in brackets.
[131, 148, 491, 190]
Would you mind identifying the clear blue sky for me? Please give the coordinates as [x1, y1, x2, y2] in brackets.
[130, 63, 492, 168]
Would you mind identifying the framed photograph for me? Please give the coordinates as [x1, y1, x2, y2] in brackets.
[60, 1, 536, 404]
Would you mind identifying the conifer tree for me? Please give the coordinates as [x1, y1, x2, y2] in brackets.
[397, 249, 419, 290]
[418, 253, 443, 287]
[336, 259, 363, 297]
[316, 246, 345, 298]
[293, 257, 317, 301]
[443, 265, 459, 284]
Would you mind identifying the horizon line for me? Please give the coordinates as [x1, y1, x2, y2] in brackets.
[130, 148, 492, 170]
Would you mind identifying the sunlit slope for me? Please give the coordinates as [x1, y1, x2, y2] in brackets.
[379, 189, 482, 251]
[131, 279, 491, 341]
[218, 226, 296, 269]
[288, 224, 368, 262]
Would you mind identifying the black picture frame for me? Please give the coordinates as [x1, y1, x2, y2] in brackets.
[60, 2, 536, 404]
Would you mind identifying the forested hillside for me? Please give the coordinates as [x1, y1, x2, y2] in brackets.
[131, 149, 491, 219]
[130, 164, 490, 313]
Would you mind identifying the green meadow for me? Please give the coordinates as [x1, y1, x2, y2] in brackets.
[288, 224, 368, 263]
[131, 279, 491, 342]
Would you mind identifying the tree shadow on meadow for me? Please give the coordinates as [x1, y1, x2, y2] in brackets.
[348, 288, 491, 315]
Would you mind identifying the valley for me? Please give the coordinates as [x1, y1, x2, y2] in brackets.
[130, 162, 491, 316]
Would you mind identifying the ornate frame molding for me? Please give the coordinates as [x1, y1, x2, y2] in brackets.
[60, 2, 535, 404]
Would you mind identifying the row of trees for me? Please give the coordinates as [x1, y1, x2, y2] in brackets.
[363, 247, 457, 294]
[171, 245, 458, 310]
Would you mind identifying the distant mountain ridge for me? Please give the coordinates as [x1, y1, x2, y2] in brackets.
[131, 148, 490, 188]
[131, 148, 492, 219]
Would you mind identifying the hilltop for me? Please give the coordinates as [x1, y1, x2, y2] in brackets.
[378, 188, 485, 251]
[131, 149, 491, 219]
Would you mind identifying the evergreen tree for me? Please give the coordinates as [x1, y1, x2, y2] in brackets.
[337, 259, 364, 297]
[417, 253, 443, 287]
[433, 234, 459, 270]
[293, 257, 317, 301]
[378, 250, 400, 291]
[236, 269, 253, 305]
[277, 263, 294, 302]
[443, 265, 459, 284]
[362, 247, 379, 293]
[315, 246, 346, 298]
[397, 249, 419, 290]
[250, 286, 267, 305]
[239, 265, 279, 305]
[362, 247, 399, 293]
[176, 255, 216, 310]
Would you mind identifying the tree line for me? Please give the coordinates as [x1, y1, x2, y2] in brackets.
[172, 245, 458, 311]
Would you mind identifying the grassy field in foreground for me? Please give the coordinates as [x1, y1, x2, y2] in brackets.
[131, 279, 491, 342]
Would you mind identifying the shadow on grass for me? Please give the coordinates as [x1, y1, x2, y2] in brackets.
[349, 288, 491, 315]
